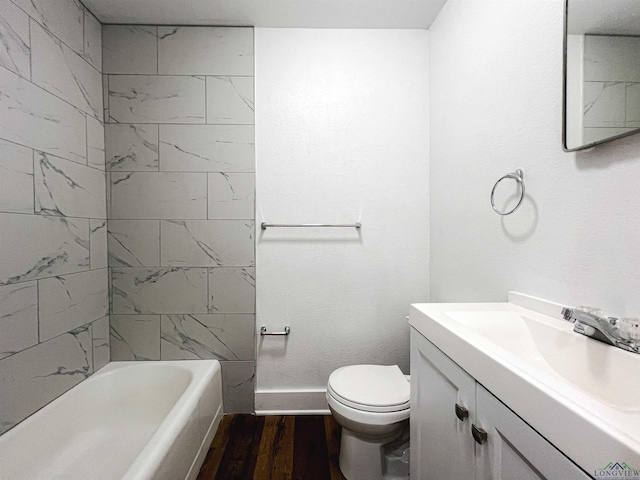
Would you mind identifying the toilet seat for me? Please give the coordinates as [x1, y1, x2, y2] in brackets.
[327, 389, 410, 426]
[328, 365, 410, 413]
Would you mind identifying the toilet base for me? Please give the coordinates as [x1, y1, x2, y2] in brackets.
[338, 422, 409, 480]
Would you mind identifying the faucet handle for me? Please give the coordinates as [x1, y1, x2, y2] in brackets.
[619, 318, 640, 342]
[561, 308, 576, 323]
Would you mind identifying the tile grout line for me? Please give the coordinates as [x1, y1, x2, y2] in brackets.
[157, 124, 161, 171]
[106, 74, 110, 124]
[85, 113, 89, 166]
[103, 73, 255, 78]
[36, 279, 40, 344]
[32, 149, 37, 214]
[0, 211, 255, 221]
[88, 218, 92, 269]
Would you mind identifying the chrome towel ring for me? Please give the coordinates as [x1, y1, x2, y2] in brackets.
[491, 169, 525, 216]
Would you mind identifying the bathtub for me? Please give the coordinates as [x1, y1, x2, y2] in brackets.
[0, 360, 223, 480]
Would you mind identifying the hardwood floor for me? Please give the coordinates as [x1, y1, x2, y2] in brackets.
[196, 415, 347, 480]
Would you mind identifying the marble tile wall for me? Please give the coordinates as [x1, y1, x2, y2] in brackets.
[0, 0, 108, 435]
[104, 25, 255, 413]
[583, 35, 640, 144]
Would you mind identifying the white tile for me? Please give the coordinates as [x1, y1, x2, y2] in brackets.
[38, 268, 108, 342]
[221, 361, 255, 413]
[82, 10, 101, 71]
[31, 21, 103, 119]
[582, 127, 636, 145]
[0, 326, 92, 434]
[626, 83, 640, 128]
[90, 219, 108, 269]
[583, 82, 626, 128]
[108, 220, 160, 267]
[159, 125, 255, 172]
[0, 0, 30, 78]
[106, 124, 159, 171]
[34, 151, 107, 218]
[158, 27, 253, 75]
[92, 315, 109, 371]
[0, 67, 86, 164]
[0, 213, 89, 285]
[87, 115, 105, 170]
[11, 0, 84, 54]
[161, 314, 255, 361]
[102, 25, 157, 75]
[206, 76, 254, 124]
[109, 75, 205, 124]
[209, 267, 255, 314]
[0, 282, 38, 360]
[0, 139, 34, 214]
[112, 267, 208, 314]
[584, 35, 640, 82]
[110, 172, 207, 220]
[110, 315, 160, 361]
[161, 220, 254, 267]
[208, 173, 254, 219]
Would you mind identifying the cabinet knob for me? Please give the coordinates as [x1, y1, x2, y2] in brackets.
[455, 403, 469, 421]
[472, 424, 488, 445]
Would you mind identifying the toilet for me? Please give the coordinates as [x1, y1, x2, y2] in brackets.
[327, 364, 410, 480]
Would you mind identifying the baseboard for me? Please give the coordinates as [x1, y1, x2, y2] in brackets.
[255, 389, 330, 415]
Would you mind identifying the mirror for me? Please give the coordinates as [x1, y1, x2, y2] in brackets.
[564, 0, 640, 151]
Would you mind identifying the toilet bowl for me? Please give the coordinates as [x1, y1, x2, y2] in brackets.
[327, 365, 410, 480]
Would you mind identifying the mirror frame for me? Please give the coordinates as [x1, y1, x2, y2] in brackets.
[562, 0, 640, 152]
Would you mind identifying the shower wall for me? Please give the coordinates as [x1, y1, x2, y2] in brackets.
[0, 0, 108, 434]
[104, 26, 256, 413]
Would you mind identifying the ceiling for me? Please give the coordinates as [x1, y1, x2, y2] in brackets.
[82, 0, 447, 29]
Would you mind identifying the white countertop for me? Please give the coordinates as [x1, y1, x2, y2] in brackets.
[409, 293, 640, 474]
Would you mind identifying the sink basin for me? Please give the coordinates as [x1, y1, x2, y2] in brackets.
[446, 310, 640, 411]
[408, 292, 640, 475]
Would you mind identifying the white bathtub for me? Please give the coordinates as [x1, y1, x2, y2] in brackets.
[0, 360, 223, 480]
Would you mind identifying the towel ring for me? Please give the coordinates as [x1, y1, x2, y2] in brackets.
[491, 169, 525, 216]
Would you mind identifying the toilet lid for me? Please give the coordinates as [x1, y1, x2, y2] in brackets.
[328, 365, 410, 412]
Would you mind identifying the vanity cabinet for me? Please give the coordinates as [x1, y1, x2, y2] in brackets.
[410, 329, 592, 480]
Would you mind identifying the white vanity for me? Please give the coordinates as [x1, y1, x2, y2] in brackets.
[409, 293, 640, 479]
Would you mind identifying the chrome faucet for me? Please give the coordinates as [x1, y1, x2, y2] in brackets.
[561, 307, 640, 354]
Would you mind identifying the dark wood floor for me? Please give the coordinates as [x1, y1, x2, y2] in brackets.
[196, 415, 347, 480]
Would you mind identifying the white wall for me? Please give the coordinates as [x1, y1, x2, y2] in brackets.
[430, 0, 640, 316]
[255, 28, 429, 412]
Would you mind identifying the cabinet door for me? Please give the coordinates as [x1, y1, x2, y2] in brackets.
[474, 384, 592, 480]
[410, 329, 476, 480]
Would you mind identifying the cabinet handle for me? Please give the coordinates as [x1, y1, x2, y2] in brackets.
[455, 403, 469, 421]
[472, 424, 488, 444]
